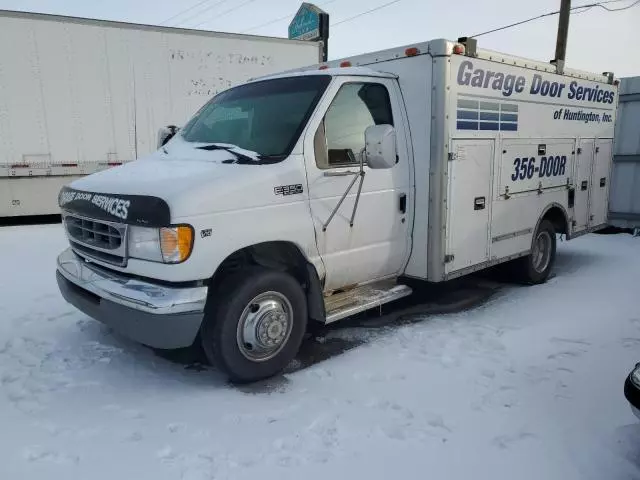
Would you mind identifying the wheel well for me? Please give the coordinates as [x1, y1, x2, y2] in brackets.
[542, 205, 569, 235]
[210, 242, 325, 323]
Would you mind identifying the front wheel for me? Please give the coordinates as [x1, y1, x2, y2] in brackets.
[513, 219, 556, 284]
[200, 267, 307, 383]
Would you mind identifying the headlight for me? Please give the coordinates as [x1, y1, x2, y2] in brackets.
[128, 225, 193, 264]
[632, 364, 640, 387]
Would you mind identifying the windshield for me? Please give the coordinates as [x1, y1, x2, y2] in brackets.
[180, 75, 331, 158]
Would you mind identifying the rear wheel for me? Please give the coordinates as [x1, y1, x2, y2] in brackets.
[200, 267, 307, 383]
[513, 219, 556, 284]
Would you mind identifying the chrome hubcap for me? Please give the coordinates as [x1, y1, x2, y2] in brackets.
[532, 231, 552, 273]
[237, 291, 293, 362]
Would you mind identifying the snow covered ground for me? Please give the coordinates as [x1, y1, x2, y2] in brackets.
[1, 224, 639, 480]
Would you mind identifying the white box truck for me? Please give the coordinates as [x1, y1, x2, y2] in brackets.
[0, 9, 322, 217]
[55, 38, 618, 383]
[609, 76, 640, 230]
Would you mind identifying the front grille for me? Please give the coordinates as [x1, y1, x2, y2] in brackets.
[63, 213, 127, 266]
[66, 216, 122, 249]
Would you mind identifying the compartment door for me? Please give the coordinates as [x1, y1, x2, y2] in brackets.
[445, 139, 494, 274]
[589, 139, 613, 227]
[574, 139, 595, 232]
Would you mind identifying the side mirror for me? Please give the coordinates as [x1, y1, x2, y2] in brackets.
[364, 124, 396, 169]
[157, 125, 179, 149]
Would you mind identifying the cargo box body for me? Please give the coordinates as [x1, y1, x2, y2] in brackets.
[311, 40, 617, 280]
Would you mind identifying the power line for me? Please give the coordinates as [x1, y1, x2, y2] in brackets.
[190, 0, 261, 28]
[332, 0, 403, 27]
[171, 0, 235, 27]
[592, 0, 640, 10]
[240, 12, 292, 33]
[160, 0, 217, 25]
[470, 0, 639, 38]
[241, 0, 337, 34]
[470, 10, 557, 37]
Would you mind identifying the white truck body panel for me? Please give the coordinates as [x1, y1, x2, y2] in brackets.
[438, 52, 617, 280]
[610, 76, 640, 229]
[0, 9, 321, 217]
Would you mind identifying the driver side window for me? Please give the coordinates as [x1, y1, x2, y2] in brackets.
[315, 82, 393, 169]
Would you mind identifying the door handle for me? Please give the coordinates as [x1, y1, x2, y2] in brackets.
[600, 177, 606, 187]
[568, 187, 575, 208]
[581, 181, 588, 191]
[474, 196, 486, 210]
[323, 170, 358, 177]
[399, 193, 407, 214]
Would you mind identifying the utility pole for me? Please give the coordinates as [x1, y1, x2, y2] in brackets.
[552, 0, 571, 74]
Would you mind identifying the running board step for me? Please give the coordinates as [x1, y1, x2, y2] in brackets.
[324, 280, 413, 324]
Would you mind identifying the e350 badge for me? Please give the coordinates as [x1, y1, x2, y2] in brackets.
[274, 184, 303, 196]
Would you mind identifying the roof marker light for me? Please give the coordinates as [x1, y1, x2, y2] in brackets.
[340, 61, 352, 67]
[318, 65, 329, 70]
[405, 47, 420, 56]
[453, 44, 465, 55]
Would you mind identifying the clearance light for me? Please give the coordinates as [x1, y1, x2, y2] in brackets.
[453, 44, 465, 55]
[319, 65, 329, 70]
[340, 61, 352, 67]
[405, 47, 420, 57]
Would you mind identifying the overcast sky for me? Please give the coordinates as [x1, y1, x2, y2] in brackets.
[0, 0, 638, 77]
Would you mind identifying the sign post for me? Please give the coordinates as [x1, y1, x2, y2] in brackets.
[288, 3, 329, 61]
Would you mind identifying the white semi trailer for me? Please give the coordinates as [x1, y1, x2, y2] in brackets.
[0, 9, 322, 217]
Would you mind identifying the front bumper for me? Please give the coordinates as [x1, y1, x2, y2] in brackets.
[56, 247, 208, 349]
[624, 367, 640, 421]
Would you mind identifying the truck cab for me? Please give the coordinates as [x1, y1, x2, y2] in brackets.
[57, 65, 414, 382]
[56, 39, 618, 382]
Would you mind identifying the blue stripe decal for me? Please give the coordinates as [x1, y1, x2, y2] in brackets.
[457, 99, 478, 109]
[500, 122, 518, 131]
[480, 101, 500, 111]
[456, 98, 519, 131]
[480, 112, 499, 121]
[457, 120, 479, 130]
[479, 121, 500, 131]
[457, 110, 479, 120]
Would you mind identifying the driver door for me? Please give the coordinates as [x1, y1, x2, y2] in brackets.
[303, 77, 412, 292]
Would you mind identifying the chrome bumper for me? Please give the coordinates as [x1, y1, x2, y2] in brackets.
[56, 247, 207, 315]
[56, 248, 208, 349]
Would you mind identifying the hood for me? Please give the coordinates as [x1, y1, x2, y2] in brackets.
[71, 136, 245, 197]
[66, 136, 306, 222]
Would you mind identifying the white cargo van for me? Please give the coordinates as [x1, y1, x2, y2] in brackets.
[0, 9, 322, 217]
[56, 39, 618, 382]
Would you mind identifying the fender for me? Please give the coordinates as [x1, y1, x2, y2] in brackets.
[208, 240, 326, 323]
[533, 202, 570, 245]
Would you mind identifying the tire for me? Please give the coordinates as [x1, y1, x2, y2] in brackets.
[513, 219, 556, 285]
[200, 267, 307, 383]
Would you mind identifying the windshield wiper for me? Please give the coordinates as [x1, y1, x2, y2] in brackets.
[196, 143, 284, 165]
[197, 144, 256, 163]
